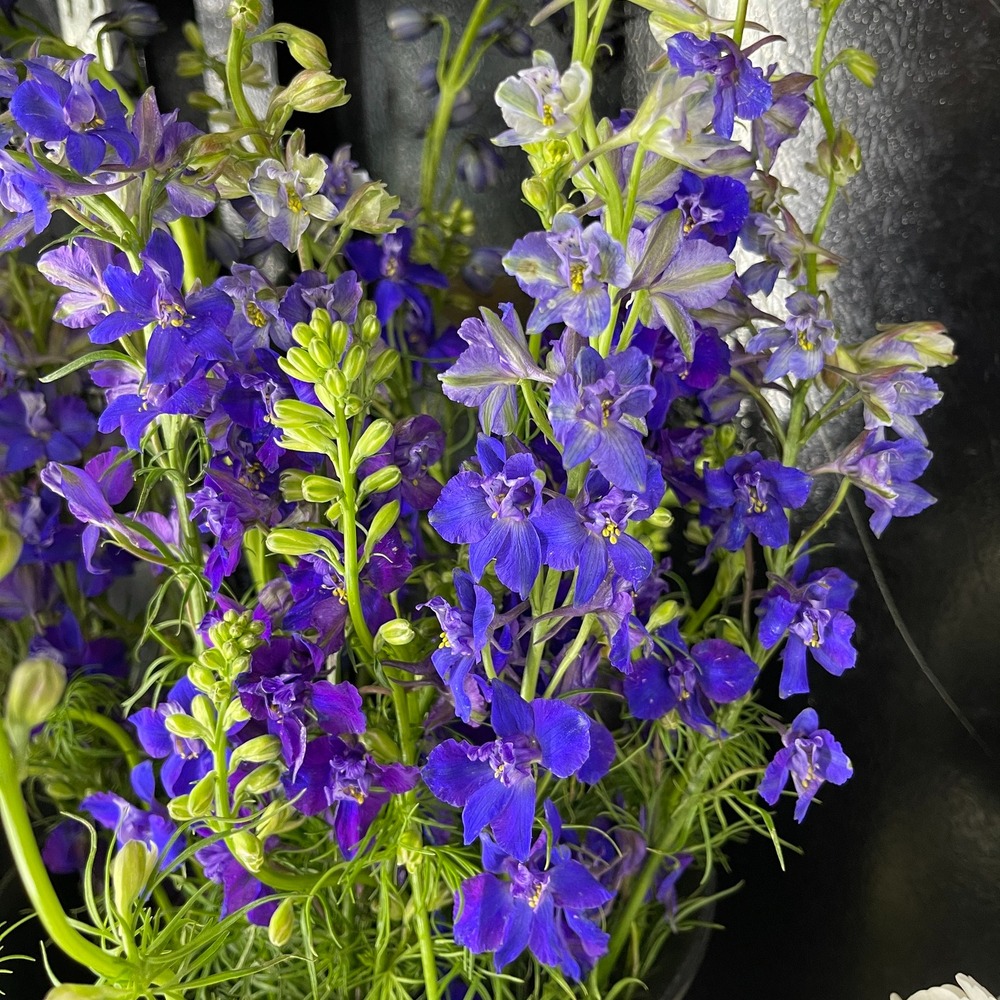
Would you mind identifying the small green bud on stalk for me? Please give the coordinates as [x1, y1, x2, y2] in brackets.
[227, 0, 262, 30]
[187, 664, 217, 694]
[231, 734, 282, 766]
[360, 314, 382, 346]
[839, 46, 878, 86]
[235, 762, 283, 799]
[338, 182, 401, 235]
[646, 508, 675, 529]
[817, 125, 862, 186]
[300, 475, 343, 503]
[342, 343, 366, 382]
[110, 840, 157, 918]
[0, 522, 22, 580]
[257, 800, 298, 839]
[280, 469, 307, 501]
[646, 600, 681, 633]
[396, 830, 423, 871]
[164, 713, 209, 742]
[329, 319, 349, 357]
[280, 25, 330, 70]
[292, 321, 317, 347]
[359, 465, 402, 500]
[222, 699, 252, 730]
[279, 70, 349, 114]
[370, 348, 399, 383]
[310, 308, 332, 339]
[364, 501, 401, 562]
[188, 772, 216, 817]
[268, 898, 296, 947]
[327, 369, 349, 398]
[190, 694, 216, 730]
[265, 528, 324, 558]
[5, 656, 66, 729]
[167, 794, 192, 822]
[231, 830, 265, 873]
[362, 727, 401, 761]
[278, 349, 321, 384]
[307, 337, 335, 369]
[351, 419, 394, 468]
[376, 618, 415, 647]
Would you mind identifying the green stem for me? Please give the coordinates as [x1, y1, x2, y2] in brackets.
[542, 615, 594, 698]
[64, 710, 141, 769]
[520, 569, 562, 701]
[520, 380, 555, 441]
[806, 180, 840, 294]
[0, 724, 128, 981]
[733, 0, 751, 47]
[226, 26, 269, 154]
[583, 0, 616, 64]
[789, 477, 850, 563]
[616, 300, 642, 353]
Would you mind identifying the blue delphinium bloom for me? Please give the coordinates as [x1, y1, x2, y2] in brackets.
[360, 414, 446, 511]
[429, 436, 546, 598]
[284, 735, 418, 858]
[704, 451, 811, 550]
[454, 819, 613, 977]
[420, 569, 511, 724]
[665, 32, 773, 139]
[746, 291, 837, 382]
[440, 303, 551, 435]
[655, 853, 693, 926]
[503, 213, 631, 337]
[0, 151, 52, 250]
[0, 391, 96, 473]
[278, 269, 362, 344]
[195, 837, 277, 927]
[92, 230, 234, 385]
[814, 428, 935, 536]
[37, 238, 121, 329]
[548, 344, 655, 493]
[423, 681, 592, 861]
[661, 171, 749, 250]
[623, 623, 757, 733]
[81, 760, 183, 868]
[493, 50, 592, 147]
[759, 708, 853, 821]
[535, 464, 662, 604]
[758, 566, 858, 698]
[11, 55, 138, 174]
[855, 367, 942, 445]
[216, 264, 283, 353]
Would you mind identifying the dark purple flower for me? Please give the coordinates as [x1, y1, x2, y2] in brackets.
[758, 567, 858, 698]
[746, 291, 837, 382]
[548, 344, 655, 493]
[655, 853, 692, 924]
[623, 623, 757, 733]
[11, 55, 138, 174]
[277, 270, 363, 347]
[666, 32, 772, 139]
[92, 231, 233, 385]
[812, 429, 935, 537]
[285, 735, 418, 858]
[759, 708, 853, 821]
[0, 153, 52, 250]
[216, 264, 283, 353]
[535, 465, 662, 604]
[0, 392, 96, 473]
[429, 436, 546, 599]
[440, 303, 552, 435]
[420, 569, 510, 723]
[752, 71, 814, 170]
[503, 214, 630, 337]
[43, 820, 91, 875]
[345, 228, 447, 333]
[196, 838, 276, 926]
[454, 820, 613, 978]
[422, 681, 592, 860]
[661, 171, 749, 250]
[29, 607, 128, 678]
[704, 451, 811, 550]
[360, 414, 445, 511]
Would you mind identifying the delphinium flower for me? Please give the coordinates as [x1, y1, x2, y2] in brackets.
[321, 145, 370, 210]
[752, 70, 814, 171]
[535, 465, 662, 604]
[11, 54, 138, 174]
[30, 607, 128, 678]
[429, 436, 546, 598]
[476, 13, 532, 59]
[665, 32, 773, 139]
[453, 816, 613, 977]
[439, 303, 551, 435]
[854, 367, 942, 445]
[0, 150, 52, 251]
[547, 344, 655, 493]
[758, 566, 858, 698]
[746, 291, 838, 382]
[285, 734, 419, 859]
[812, 428, 935, 536]
[423, 681, 592, 860]
[759, 708, 853, 821]
[655, 853, 693, 926]
[503, 213, 630, 337]
[493, 50, 591, 147]
[420, 569, 510, 723]
[37, 239, 121, 329]
[359, 414, 445, 511]
[623, 623, 757, 733]
[704, 450, 812, 550]
[195, 837, 277, 926]
[216, 264, 283, 353]
[344, 227, 447, 332]
[457, 135, 504, 193]
[0, 391, 96, 473]
[660, 170, 750, 251]
[91, 231, 234, 385]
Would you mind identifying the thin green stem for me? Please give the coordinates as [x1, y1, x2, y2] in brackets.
[583, 0, 616, 64]
[226, 26, 269, 154]
[64, 710, 141, 769]
[520, 380, 555, 441]
[789, 477, 850, 563]
[542, 615, 594, 698]
[733, 0, 751, 47]
[521, 569, 563, 701]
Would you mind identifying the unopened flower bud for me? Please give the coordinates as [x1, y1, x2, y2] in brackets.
[283, 26, 330, 70]
[6, 657, 66, 729]
[235, 762, 283, 799]
[342, 343, 366, 382]
[164, 713, 208, 742]
[265, 528, 322, 557]
[231, 829, 264, 873]
[222, 699, 251, 730]
[232, 734, 282, 767]
[359, 465, 402, 499]
[187, 664, 217, 694]
[0, 522, 23, 581]
[840, 46, 878, 87]
[338, 181, 401, 235]
[307, 337, 335, 370]
[111, 840, 157, 917]
[647, 508, 675, 529]
[300, 475, 342, 503]
[328, 319, 349, 357]
[376, 618, 415, 647]
[167, 795, 192, 822]
[276, 70, 349, 116]
[268, 897, 296, 947]
[190, 694, 216, 731]
[360, 314, 382, 347]
[352, 419, 394, 465]
[188, 772, 216, 816]
[228, 0, 262, 31]
[387, 7, 433, 41]
[646, 600, 681, 633]
[370, 348, 399, 383]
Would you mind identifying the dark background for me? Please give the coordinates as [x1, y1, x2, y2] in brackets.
[4, 1, 999, 997]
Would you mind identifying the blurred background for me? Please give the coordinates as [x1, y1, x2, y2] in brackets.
[5, 1, 999, 997]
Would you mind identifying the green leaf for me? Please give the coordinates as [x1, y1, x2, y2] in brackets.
[39, 350, 134, 384]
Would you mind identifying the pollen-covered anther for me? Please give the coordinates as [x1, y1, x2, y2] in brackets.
[600, 399, 612, 426]
[746, 486, 767, 514]
[601, 519, 621, 544]
[528, 880, 545, 909]
[541, 102, 556, 127]
[797, 330, 817, 351]
[438, 631, 451, 649]
[246, 301, 268, 327]
[287, 191, 303, 213]
[333, 586, 349, 604]
[569, 262, 585, 293]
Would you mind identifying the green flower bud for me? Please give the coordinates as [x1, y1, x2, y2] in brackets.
[307, 337, 335, 370]
[370, 348, 399, 383]
[817, 125, 862, 186]
[227, 0, 262, 31]
[222, 699, 251, 730]
[521, 176, 549, 215]
[280, 469, 307, 502]
[396, 830, 423, 871]
[351, 419, 393, 469]
[273, 399, 338, 436]
[111, 839, 157, 917]
[280, 25, 330, 70]
[360, 314, 382, 347]
[279, 350, 321, 384]
[376, 618, 415, 647]
[344, 394, 364, 418]
[310, 308, 332, 338]
[188, 772, 216, 817]
[313, 381, 340, 415]
[257, 800, 297, 839]
[271, 70, 349, 124]
[231, 830, 264, 873]
[164, 713, 209, 742]
[187, 664, 217, 694]
[0, 522, 22, 581]
[358, 465, 402, 500]
[646, 600, 681, 633]
[292, 321, 317, 347]
[364, 501, 400, 562]
[231, 734, 282, 767]
[839, 46, 878, 87]
[329, 320, 349, 358]
[278, 426, 335, 457]
[268, 897, 296, 947]
[327, 369, 349, 398]
[338, 181, 401, 235]
[265, 528, 322, 557]
[235, 762, 282, 799]
[300, 475, 343, 503]
[647, 508, 675, 529]
[167, 795, 192, 822]
[362, 726, 401, 761]
[190, 694, 216, 730]
[342, 343, 366, 383]
[5, 657, 66, 729]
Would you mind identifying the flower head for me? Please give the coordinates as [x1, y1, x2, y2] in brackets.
[747, 291, 838, 382]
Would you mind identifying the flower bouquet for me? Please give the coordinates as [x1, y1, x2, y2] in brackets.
[0, 0, 955, 997]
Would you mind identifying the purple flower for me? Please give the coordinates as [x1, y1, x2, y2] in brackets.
[82, 760, 183, 868]
[855, 368, 942, 445]
[457, 135, 504, 192]
[92, 231, 233, 385]
[623, 624, 757, 732]
[704, 451, 812, 550]
[11, 55, 138, 174]
[345, 228, 447, 333]
[535, 465, 662, 604]
[0, 153, 52, 250]
[429, 436, 546, 598]
[503, 214, 631, 337]
[285, 736, 418, 858]
[493, 51, 591, 147]
[752, 71, 813, 170]
[759, 708, 853, 821]
[548, 344, 655, 493]
[216, 264, 283, 353]
[195, 838, 276, 926]
[661, 171, 749, 250]
[440, 303, 551, 435]
[278, 269, 363, 344]
[454, 821, 613, 978]
[360, 414, 445, 511]
[746, 292, 837, 382]
[666, 32, 772, 139]
[0, 392, 96, 473]
[248, 154, 337, 252]
[423, 682, 592, 860]
[420, 570, 510, 723]
[37, 239, 121, 329]
[655, 853, 693, 925]
[758, 567, 858, 698]
[813, 429, 935, 537]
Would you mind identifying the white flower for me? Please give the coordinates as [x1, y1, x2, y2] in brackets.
[890, 974, 997, 1000]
